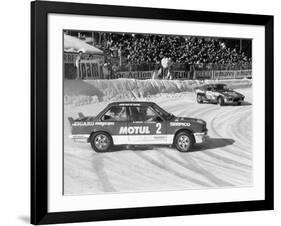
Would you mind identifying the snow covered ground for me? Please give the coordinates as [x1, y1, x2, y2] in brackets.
[63, 79, 252, 195]
[64, 78, 252, 105]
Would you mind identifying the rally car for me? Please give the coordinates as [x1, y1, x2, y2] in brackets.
[194, 83, 245, 106]
[68, 102, 208, 152]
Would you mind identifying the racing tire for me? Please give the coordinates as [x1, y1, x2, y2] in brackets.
[217, 96, 225, 106]
[197, 94, 203, 104]
[90, 132, 113, 152]
[174, 131, 194, 152]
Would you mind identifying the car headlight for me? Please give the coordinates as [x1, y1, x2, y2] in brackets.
[196, 119, 205, 124]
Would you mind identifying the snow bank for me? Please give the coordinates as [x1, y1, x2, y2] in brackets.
[64, 78, 252, 105]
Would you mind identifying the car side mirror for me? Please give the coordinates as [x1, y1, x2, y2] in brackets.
[102, 115, 111, 120]
[155, 116, 163, 122]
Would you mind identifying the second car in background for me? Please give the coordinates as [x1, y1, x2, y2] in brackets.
[194, 83, 245, 106]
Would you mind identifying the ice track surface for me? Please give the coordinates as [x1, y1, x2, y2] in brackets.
[64, 88, 252, 195]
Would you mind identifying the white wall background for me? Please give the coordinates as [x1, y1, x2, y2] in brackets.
[0, 0, 279, 225]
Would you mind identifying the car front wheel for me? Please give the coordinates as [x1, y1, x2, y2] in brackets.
[90, 132, 113, 152]
[218, 96, 225, 106]
[197, 94, 203, 103]
[174, 131, 194, 152]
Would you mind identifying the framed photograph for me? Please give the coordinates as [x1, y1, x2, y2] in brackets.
[31, 1, 274, 224]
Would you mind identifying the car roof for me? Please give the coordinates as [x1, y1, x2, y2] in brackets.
[203, 83, 227, 88]
[107, 101, 157, 107]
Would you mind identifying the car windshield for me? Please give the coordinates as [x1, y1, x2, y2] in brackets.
[213, 84, 229, 91]
[152, 104, 174, 120]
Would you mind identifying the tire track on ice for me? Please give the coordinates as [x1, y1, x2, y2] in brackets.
[159, 151, 234, 187]
[132, 151, 211, 187]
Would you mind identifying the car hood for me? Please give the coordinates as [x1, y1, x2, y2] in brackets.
[218, 90, 244, 98]
[172, 116, 206, 125]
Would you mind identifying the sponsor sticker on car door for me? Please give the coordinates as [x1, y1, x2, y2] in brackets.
[126, 106, 167, 144]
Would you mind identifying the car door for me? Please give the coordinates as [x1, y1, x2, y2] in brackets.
[100, 106, 128, 145]
[127, 105, 167, 145]
[205, 86, 213, 100]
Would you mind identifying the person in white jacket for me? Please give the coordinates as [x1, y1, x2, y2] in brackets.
[161, 57, 173, 79]
[75, 51, 83, 79]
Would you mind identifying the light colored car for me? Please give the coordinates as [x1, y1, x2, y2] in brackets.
[194, 83, 245, 106]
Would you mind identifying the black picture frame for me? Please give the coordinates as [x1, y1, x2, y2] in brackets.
[31, 0, 274, 224]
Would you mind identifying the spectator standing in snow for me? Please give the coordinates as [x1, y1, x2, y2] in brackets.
[75, 51, 83, 79]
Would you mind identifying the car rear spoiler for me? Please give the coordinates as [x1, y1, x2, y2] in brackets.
[68, 117, 74, 125]
[68, 112, 86, 125]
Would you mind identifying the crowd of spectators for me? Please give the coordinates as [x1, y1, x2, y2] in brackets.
[103, 33, 251, 69]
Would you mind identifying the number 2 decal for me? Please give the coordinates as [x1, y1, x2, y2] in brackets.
[156, 123, 162, 134]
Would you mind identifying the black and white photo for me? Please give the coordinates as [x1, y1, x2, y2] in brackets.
[63, 30, 253, 195]
[31, 1, 273, 224]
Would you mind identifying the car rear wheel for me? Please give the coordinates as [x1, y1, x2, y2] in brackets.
[174, 131, 194, 152]
[197, 94, 203, 103]
[218, 96, 225, 106]
[90, 132, 113, 152]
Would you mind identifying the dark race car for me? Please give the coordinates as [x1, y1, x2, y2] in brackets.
[194, 83, 245, 106]
[68, 101, 208, 152]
